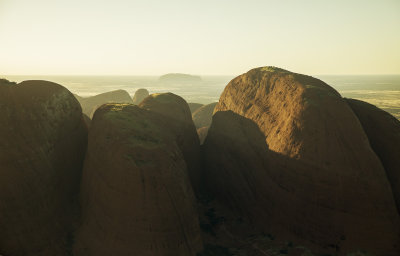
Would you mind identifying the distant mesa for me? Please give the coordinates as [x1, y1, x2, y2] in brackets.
[0, 80, 87, 256]
[159, 73, 202, 82]
[132, 88, 149, 105]
[74, 89, 133, 118]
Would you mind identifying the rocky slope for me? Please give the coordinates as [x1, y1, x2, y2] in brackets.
[74, 104, 203, 256]
[196, 126, 209, 145]
[75, 89, 133, 117]
[192, 102, 217, 144]
[0, 80, 87, 256]
[347, 98, 400, 213]
[206, 66, 400, 255]
[188, 103, 204, 113]
[140, 93, 202, 193]
[192, 102, 217, 129]
[0, 78, 17, 86]
[132, 88, 149, 105]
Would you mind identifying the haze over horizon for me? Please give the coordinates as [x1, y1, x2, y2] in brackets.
[1, 0, 399, 76]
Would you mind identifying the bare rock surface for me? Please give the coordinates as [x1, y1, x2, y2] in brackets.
[0, 80, 87, 256]
[347, 98, 400, 213]
[74, 103, 203, 256]
[188, 103, 204, 113]
[75, 89, 133, 117]
[140, 93, 202, 193]
[205, 67, 400, 255]
[192, 102, 217, 129]
[196, 127, 209, 145]
[132, 88, 150, 105]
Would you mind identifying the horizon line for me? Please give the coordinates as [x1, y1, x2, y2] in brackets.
[2, 73, 400, 77]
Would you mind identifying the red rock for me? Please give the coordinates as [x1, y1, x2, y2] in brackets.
[132, 88, 149, 105]
[206, 67, 400, 255]
[83, 114, 91, 128]
[192, 102, 217, 129]
[0, 80, 87, 256]
[347, 98, 400, 213]
[75, 89, 133, 117]
[140, 93, 202, 193]
[188, 103, 204, 113]
[197, 127, 209, 145]
[74, 104, 203, 256]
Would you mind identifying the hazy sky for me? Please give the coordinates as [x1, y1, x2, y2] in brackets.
[0, 0, 399, 75]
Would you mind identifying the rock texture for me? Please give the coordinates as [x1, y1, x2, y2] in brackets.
[132, 88, 149, 105]
[203, 111, 271, 221]
[140, 93, 202, 193]
[192, 102, 217, 129]
[83, 114, 91, 128]
[75, 89, 133, 117]
[74, 104, 203, 256]
[0, 80, 87, 256]
[347, 98, 400, 213]
[188, 103, 204, 113]
[196, 127, 209, 145]
[206, 67, 400, 255]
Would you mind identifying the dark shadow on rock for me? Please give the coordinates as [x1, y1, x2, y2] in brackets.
[346, 98, 400, 214]
[202, 109, 400, 256]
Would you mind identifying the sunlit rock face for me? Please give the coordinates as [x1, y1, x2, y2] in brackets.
[347, 98, 400, 213]
[0, 80, 88, 256]
[74, 103, 203, 256]
[140, 93, 202, 193]
[132, 88, 150, 105]
[75, 89, 133, 117]
[205, 67, 400, 255]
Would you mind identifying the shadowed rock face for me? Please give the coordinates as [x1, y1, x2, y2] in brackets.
[0, 80, 87, 256]
[347, 98, 400, 213]
[188, 103, 203, 113]
[0, 78, 16, 86]
[140, 93, 202, 193]
[203, 111, 272, 220]
[192, 102, 217, 129]
[207, 67, 400, 255]
[75, 89, 133, 117]
[82, 114, 91, 128]
[74, 104, 203, 256]
[196, 127, 209, 145]
[132, 88, 149, 105]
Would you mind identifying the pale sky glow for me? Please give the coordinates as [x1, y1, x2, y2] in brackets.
[0, 0, 399, 75]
